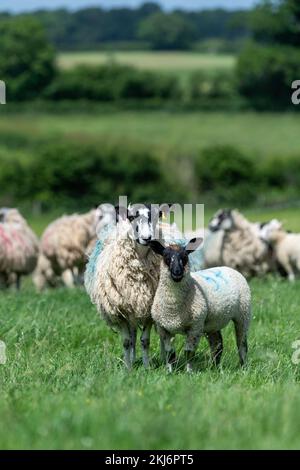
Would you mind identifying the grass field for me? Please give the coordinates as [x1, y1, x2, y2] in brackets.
[1, 276, 300, 450]
[57, 51, 235, 81]
[1, 110, 300, 158]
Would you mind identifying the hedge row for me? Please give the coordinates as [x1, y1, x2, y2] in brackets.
[38, 63, 242, 109]
[1, 140, 300, 211]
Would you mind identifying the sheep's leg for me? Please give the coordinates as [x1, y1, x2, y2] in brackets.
[141, 322, 152, 369]
[119, 322, 132, 370]
[185, 332, 202, 373]
[160, 335, 166, 363]
[158, 328, 176, 372]
[16, 275, 21, 291]
[207, 331, 223, 366]
[62, 269, 75, 288]
[233, 319, 249, 367]
[279, 257, 295, 282]
[129, 325, 137, 365]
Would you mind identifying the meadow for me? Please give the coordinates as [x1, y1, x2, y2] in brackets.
[1, 276, 300, 450]
[1, 110, 300, 157]
[57, 51, 235, 82]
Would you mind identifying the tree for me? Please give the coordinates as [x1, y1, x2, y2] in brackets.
[236, 0, 300, 109]
[0, 16, 55, 101]
[138, 12, 196, 50]
[251, 0, 300, 46]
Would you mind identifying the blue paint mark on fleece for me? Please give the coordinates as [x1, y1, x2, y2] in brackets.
[85, 223, 114, 287]
[195, 269, 228, 291]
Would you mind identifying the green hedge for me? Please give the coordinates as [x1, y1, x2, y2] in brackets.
[0, 140, 184, 210]
[44, 64, 181, 103]
[2, 140, 300, 211]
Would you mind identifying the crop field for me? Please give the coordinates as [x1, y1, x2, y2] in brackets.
[1, 275, 300, 450]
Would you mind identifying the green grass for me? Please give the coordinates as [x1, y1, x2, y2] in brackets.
[1, 277, 300, 450]
[1, 110, 300, 158]
[58, 51, 235, 81]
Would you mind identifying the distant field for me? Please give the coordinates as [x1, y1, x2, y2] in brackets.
[0, 110, 300, 157]
[58, 51, 235, 79]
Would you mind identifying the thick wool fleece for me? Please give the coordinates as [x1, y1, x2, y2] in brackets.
[85, 220, 160, 328]
[40, 209, 97, 274]
[152, 263, 251, 337]
[204, 211, 271, 278]
[0, 210, 39, 276]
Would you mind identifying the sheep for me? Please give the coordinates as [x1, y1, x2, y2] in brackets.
[33, 206, 108, 290]
[85, 203, 163, 369]
[203, 209, 273, 278]
[260, 219, 300, 282]
[149, 238, 252, 373]
[0, 208, 39, 289]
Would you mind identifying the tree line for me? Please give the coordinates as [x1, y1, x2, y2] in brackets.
[0, 1, 299, 110]
[0, 3, 251, 51]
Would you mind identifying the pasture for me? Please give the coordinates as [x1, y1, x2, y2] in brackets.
[1, 110, 300, 157]
[1, 277, 300, 450]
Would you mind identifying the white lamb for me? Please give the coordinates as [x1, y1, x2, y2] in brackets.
[149, 238, 252, 373]
[260, 219, 300, 282]
[0, 208, 39, 289]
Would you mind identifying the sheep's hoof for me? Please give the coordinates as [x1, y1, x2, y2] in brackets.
[167, 363, 173, 373]
[186, 364, 194, 374]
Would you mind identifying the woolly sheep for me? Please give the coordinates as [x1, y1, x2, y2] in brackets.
[260, 219, 300, 282]
[204, 209, 273, 278]
[85, 204, 164, 369]
[0, 208, 39, 289]
[33, 207, 107, 290]
[149, 239, 252, 372]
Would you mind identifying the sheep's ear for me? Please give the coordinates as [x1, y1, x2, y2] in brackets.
[149, 241, 165, 256]
[186, 238, 203, 255]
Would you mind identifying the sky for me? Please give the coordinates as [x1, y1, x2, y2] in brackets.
[0, 0, 258, 13]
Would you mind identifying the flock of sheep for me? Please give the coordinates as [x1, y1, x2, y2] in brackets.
[0, 203, 299, 371]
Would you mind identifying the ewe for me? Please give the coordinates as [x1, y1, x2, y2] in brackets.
[85, 204, 167, 369]
[33, 207, 105, 290]
[149, 239, 252, 373]
[204, 209, 273, 278]
[0, 208, 39, 289]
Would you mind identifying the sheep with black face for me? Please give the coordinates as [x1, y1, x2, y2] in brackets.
[149, 239, 252, 373]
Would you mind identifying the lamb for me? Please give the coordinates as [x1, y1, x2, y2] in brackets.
[33, 207, 106, 290]
[149, 238, 252, 373]
[203, 209, 273, 278]
[260, 219, 300, 282]
[85, 204, 163, 369]
[0, 208, 39, 289]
